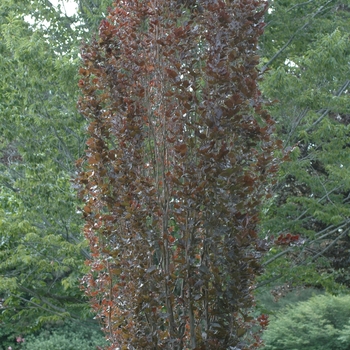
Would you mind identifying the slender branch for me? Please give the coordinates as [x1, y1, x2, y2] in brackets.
[256, 274, 283, 288]
[262, 247, 293, 267]
[287, 0, 316, 12]
[15, 294, 68, 317]
[261, 0, 334, 74]
[284, 108, 309, 148]
[315, 173, 334, 205]
[19, 286, 66, 313]
[263, 221, 350, 267]
[293, 185, 341, 223]
[307, 80, 350, 131]
[305, 227, 350, 264]
[314, 222, 348, 239]
[315, 223, 335, 237]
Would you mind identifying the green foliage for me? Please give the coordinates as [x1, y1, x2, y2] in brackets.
[0, 312, 20, 350]
[258, 0, 350, 291]
[77, 0, 111, 28]
[262, 294, 350, 350]
[257, 286, 324, 314]
[0, 0, 107, 338]
[22, 319, 107, 350]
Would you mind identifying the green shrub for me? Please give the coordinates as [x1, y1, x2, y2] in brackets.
[0, 319, 19, 350]
[257, 286, 324, 313]
[21, 319, 107, 350]
[262, 294, 350, 350]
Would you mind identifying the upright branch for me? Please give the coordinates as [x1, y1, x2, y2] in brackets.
[77, 0, 280, 349]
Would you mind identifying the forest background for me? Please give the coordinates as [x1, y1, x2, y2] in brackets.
[0, 0, 349, 349]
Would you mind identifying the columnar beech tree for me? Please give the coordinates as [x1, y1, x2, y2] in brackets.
[77, 0, 279, 348]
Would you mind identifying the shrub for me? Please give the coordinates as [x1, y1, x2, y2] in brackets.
[262, 294, 350, 350]
[0, 318, 19, 350]
[21, 319, 107, 350]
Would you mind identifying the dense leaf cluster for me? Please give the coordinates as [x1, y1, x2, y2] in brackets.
[78, 0, 279, 348]
[21, 319, 107, 350]
[262, 294, 350, 350]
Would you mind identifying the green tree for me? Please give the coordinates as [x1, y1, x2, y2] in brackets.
[0, 0, 106, 341]
[258, 0, 350, 292]
[77, 0, 279, 348]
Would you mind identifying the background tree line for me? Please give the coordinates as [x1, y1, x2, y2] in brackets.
[0, 0, 349, 349]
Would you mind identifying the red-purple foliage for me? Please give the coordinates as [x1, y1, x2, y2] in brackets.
[275, 233, 301, 246]
[77, 0, 279, 348]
